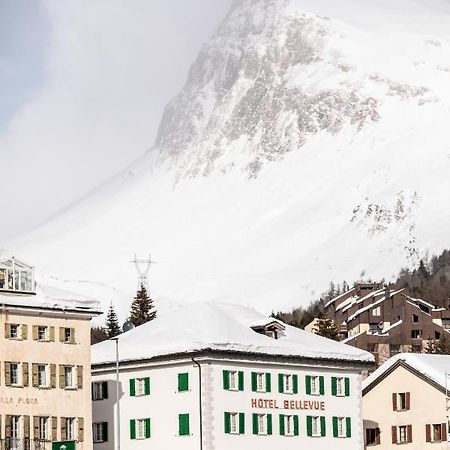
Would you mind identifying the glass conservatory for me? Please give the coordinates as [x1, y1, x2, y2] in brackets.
[0, 257, 35, 293]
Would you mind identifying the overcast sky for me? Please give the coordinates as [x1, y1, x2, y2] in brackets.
[0, 0, 231, 241]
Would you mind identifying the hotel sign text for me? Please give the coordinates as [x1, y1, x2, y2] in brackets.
[251, 398, 325, 411]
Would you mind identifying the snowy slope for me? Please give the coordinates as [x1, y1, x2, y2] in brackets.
[7, 0, 450, 322]
[92, 302, 373, 365]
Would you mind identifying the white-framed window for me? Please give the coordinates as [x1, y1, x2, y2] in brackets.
[337, 417, 345, 437]
[38, 326, 48, 341]
[63, 327, 74, 343]
[372, 306, 381, 316]
[399, 425, 408, 443]
[257, 414, 267, 435]
[285, 415, 294, 436]
[136, 419, 147, 439]
[66, 418, 75, 440]
[64, 366, 74, 388]
[229, 371, 238, 391]
[93, 422, 107, 443]
[10, 362, 20, 385]
[283, 374, 293, 393]
[229, 413, 239, 434]
[256, 373, 265, 392]
[11, 416, 20, 439]
[311, 376, 319, 395]
[311, 416, 321, 437]
[92, 381, 108, 400]
[38, 364, 48, 387]
[39, 417, 49, 440]
[397, 393, 407, 410]
[136, 378, 146, 396]
[10, 324, 20, 339]
[336, 377, 344, 396]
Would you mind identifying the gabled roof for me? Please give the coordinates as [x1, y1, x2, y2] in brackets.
[363, 353, 450, 395]
[92, 302, 374, 366]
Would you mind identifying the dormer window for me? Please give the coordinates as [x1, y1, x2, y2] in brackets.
[0, 257, 35, 293]
[251, 320, 286, 340]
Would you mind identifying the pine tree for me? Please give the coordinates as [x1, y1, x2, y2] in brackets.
[313, 315, 340, 341]
[91, 326, 108, 345]
[105, 303, 121, 338]
[129, 284, 156, 326]
[435, 333, 450, 354]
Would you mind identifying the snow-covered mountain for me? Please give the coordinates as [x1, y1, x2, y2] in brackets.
[8, 0, 450, 321]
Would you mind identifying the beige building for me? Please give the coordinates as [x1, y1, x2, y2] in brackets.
[0, 257, 101, 450]
[362, 353, 450, 449]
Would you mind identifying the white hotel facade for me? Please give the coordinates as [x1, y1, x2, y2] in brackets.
[91, 303, 373, 450]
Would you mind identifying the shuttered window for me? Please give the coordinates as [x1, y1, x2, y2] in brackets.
[366, 427, 381, 445]
[251, 372, 271, 393]
[92, 381, 108, 400]
[130, 418, 151, 439]
[178, 414, 190, 436]
[224, 412, 245, 434]
[305, 375, 325, 395]
[178, 373, 189, 392]
[278, 374, 298, 394]
[331, 377, 350, 396]
[252, 413, 272, 435]
[93, 422, 108, 443]
[279, 414, 299, 436]
[223, 370, 244, 391]
[332, 416, 351, 438]
[392, 392, 410, 411]
[306, 416, 326, 437]
[426, 423, 447, 442]
[130, 377, 150, 396]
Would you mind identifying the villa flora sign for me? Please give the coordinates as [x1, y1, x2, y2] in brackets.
[251, 398, 325, 411]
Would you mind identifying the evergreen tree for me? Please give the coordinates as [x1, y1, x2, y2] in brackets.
[313, 315, 340, 341]
[91, 326, 108, 345]
[129, 284, 156, 326]
[435, 333, 450, 354]
[105, 303, 121, 338]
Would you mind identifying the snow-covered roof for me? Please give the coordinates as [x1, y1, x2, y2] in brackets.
[0, 283, 101, 314]
[324, 288, 355, 308]
[92, 302, 374, 366]
[363, 353, 450, 393]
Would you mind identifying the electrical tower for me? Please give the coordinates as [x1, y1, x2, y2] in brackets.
[131, 254, 154, 290]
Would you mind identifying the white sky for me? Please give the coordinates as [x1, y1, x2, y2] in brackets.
[0, 0, 231, 240]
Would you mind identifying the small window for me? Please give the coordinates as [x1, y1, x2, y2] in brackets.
[64, 366, 74, 388]
[10, 324, 19, 339]
[435, 331, 441, 340]
[229, 413, 239, 434]
[38, 326, 48, 341]
[225, 412, 244, 435]
[136, 378, 146, 396]
[432, 424, 442, 442]
[257, 414, 267, 435]
[372, 306, 381, 316]
[412, 314, 419, 323]
[337, 417, 346, 437]
[38, 364, 48, 387]
[366, 427, 380, 445]
[10, 362, 20, 385]
[256, 373, 265, 392]
[311, 376, 319, 395]
[65, 418, 75, 440]
[11, 416, 20, 439]
[336, 377, 344, 396]
[39, 417, 49, 441]
[92, 381, 108, 400]
[136, 419, 147, 439]
[398, 425, 408, 443]
[398, 393, 407, 410]
[311, 416, 321, 437]
[229, 371, 238, 391]
[283, 374, 293, 394]
[284, 415, 294, 436]
[411, 330, 421, 339]
[93, 422, 108, 443]
[63, 327, 74, 343]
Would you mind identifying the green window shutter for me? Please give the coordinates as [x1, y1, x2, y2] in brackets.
[345, 378, 350, 396]
[145, 418, 151, 438]
[251, 372, 257, 392]
[305, 375, 311, 395]
[252, 414, 258, 435]
[346, 417, 351, 438]
[130, 419, 136, 440]
[265, 373, 271, 393]
[331, 377, 337, 396]
[279, 415, 285, 436]
[178, 373, 188, 392]
[179, 414, 190, 436]
[319, 376, 325, 395]
[293, 415, 299, 436]
[293, 375, 298, 394]
[238, 371, 244, 391]
[144, 377, 151, 395]
[129, 379, 136, 397]
[267, 414, 272, 435]
[332, 417, 338, 437]
[224, 412, 231, 434]
[278, 374, 284, 393]
[223, 370, 230, 390]
[239, 413, 245, 434]
[320, 416, 326, 437]
[306, 416, 312, 437]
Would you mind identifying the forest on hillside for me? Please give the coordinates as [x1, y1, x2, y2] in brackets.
[273, 249, 450, 329]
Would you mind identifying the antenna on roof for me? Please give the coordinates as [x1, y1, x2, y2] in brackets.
[131, 254, 154, 290]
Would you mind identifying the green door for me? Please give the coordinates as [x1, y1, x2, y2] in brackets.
[52, 441, 76, 450]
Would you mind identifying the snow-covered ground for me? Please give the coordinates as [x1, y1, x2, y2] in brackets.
[6, 0, 450, 322]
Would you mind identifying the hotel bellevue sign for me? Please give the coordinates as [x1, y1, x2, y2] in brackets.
[251, 397, 325, 411]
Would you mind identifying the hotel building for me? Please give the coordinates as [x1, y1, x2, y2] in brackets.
[91, 302, 373, 450]
[0, 257, 101, 450]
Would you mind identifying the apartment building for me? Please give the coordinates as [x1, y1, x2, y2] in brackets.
[362, 353, 450, 449]
[0, 257, 101, 450]
[324, 283, 450, 364]
[91, 302, 373, 450]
